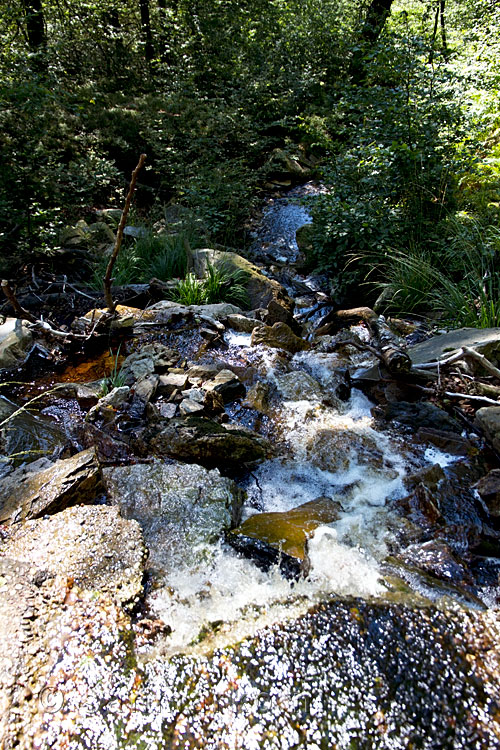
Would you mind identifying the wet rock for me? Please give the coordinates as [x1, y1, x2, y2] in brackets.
[186, 363, 222, 386]
[86, 385, 130, 423]
[0, 395, 65, 466]
[128, 375, 159, 419]
[474, 469, 500, 517]
[103, 461, 243, 572]
[157, 372, 189, 397]
[192, 249, 291, 310]
[147, 415, 271, 468]
[380, 401, 461, 433]
[415, 427, 474, 456]
[251, 321, 310, 353]
[409, 327, 500, 369]
[275, 371, 324, 401]
[0, 448, 101, 525]
[263, 299, 301, 335]
[397, 540, 473, 588]
[475, 406, 500, 453]
[0, 317, 32, 370]
[120, 343, 179, 384]
[244, 382, 271, 413]
[202, 368, 246, 403]
[228, 496, 341, 578]
[1, 505, 146, 607]
[227, 313, 261, 333]
[68, 422, 133, 463]
[307, 428, 385, 473]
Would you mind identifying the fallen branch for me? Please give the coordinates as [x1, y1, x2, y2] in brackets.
[104, 153, 146, 313]
[1, 280, 88, 341]
[411, 383, 500, 406]
[463, 345, 500, 381]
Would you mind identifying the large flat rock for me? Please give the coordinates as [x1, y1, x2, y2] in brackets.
[0, 448, 101, 524]
[409, 327, 500, 366]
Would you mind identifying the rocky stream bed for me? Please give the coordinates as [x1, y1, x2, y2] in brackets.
[1, 185, 500, 748]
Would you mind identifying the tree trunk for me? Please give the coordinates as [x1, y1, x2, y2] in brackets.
[22, 0, 47, 70]
[349, 0, 394, 82]
[139, 0, 154, 62]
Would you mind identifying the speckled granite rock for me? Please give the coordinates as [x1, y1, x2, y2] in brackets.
[1, 504, 146, 606]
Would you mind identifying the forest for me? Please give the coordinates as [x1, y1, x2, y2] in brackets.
[1, 0, 499, 324]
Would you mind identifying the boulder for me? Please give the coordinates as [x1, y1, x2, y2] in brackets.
[295, 223, 314, 254]
[103, 461, 243, 572]
[157, 372, 189, 397]
[475, 406, 500, 453]
[179, 398, 205, 416]
[147, 416, 271, 468]
[263, 299, 300, 335]
[380, 401, 461, 433]
[228, 496, 341, 578]
[1, 505, 146, 607]
[307, 428, 386, 474]
[409, 328, 500, 369]
[192, 249, 291, 310]
[251, 322, 310, 353]
[86, 386, 130, 423]
[0, 448, 101, 525]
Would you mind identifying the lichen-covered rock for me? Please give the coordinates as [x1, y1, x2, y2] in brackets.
[1, 505, 146, 607]
[251, 321, 310, 353]
[0, 448, 101, 525]
[103, 461, 243, 573]
[119, 343, 179, 384]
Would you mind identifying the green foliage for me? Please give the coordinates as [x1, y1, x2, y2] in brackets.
[100, 346, 126, 396]
[373, 218, 500, 328]
[171, 261, 250, 308]
[90, 229, 190, 288]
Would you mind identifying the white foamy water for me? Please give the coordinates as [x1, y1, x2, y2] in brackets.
[148, 360, 411, 654]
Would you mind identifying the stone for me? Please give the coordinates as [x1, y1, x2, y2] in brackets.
[179, 398, 205, 416]
[0, 448, 101, 525]
[86, 386, 130, 423]
[263, 299, 301, 336]
[158, 402, 177, 419]
[227, 314, 261, 333]
[307, 428, 386, 474]
[1, 505, 146, 607]
[474, 470, 500, 517]
[409, 328, 500, 369]
[147, 416, 271, 469]
[202, 368, 245, 403]
[185, 363, 222, 386]
[475, 406, 500, 453]
[380, 401, 462, 433]
[0, 318, 32, 371]
[275, 371, 324, 401]
[192, 249, 291, 310]
[157, 372, 189, 397]
[244, 382, 271, 413]
[251, 322, 310, 353]
[120, 343, 179, 384]
[103, 461, 243, 572]
[228, 496, 341, 578]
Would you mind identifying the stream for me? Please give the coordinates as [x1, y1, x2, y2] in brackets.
[1, 184, 500, 749]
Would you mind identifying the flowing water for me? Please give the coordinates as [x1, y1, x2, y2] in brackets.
[13, 184, 500, 749]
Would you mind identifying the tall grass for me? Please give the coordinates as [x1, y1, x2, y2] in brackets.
[372, 219, 500, 328]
